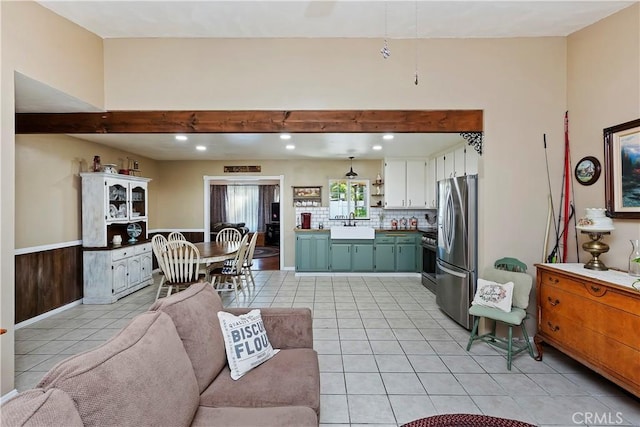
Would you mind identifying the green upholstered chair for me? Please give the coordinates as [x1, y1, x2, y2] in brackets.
[494, 257, 528, 272]
[466, 267, 536, 370]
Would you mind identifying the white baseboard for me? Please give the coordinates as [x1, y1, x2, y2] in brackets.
[15, 299, 82, 329]
[1, 389, 18, 404]
[295, 272, 421, 277]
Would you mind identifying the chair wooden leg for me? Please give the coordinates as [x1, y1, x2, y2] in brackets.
[507, 326, 514, 370]
[520, 322, 536, 358]
[248, 269, 255, 288]
[155, 277, 166, 301]
[232, 277, 240, 307]
[466, 317, 480, 351]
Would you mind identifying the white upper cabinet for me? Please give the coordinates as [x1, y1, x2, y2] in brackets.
[81, 173, 151, 247]
[426, 158, 437, 208]
[434, 144, 480, 183]
[405, 160, 427, 208]
[384, 159, 427, 209]
[453, 146, 466, 177]
[436, 155, 446, 182]
[465, 146, 479, 175]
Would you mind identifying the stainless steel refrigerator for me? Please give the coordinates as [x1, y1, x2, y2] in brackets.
[436, 175, 478, 330]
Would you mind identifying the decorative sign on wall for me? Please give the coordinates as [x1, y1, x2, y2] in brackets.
[224, 165, 261, 173]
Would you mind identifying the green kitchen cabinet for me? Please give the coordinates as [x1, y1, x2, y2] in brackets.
[375, 232, 420, 272]
[395, 234, 420, 272]
[374, 244, 395, 271]
[352, 244, 374, 271]
[295, 232, 329, 272]
[395, 243, 417, 271]
[330, 243, 352, 272]
[330, 241, 374, 272]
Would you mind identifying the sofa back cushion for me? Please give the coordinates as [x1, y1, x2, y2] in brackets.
[1, 389, 83, 427]
[150, 282, 227, 393]
[37, 311, 199, 427]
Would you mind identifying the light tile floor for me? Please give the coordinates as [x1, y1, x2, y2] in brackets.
[14, 271, 640, 427]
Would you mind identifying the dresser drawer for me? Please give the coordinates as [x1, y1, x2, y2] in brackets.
[539, 270, 640, 315]
[539, 309, 594, 360]
[112, 247, 134, 261]
[541, 284, 640, 350]
[135, 243, 151, 255]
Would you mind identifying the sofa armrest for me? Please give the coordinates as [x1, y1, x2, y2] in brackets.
[224, 307, 313, 349]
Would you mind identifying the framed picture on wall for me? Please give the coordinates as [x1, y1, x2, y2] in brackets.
[604, 118, 640, 218]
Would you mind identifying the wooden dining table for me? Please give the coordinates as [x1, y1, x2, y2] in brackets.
[193, 241, 241, 264]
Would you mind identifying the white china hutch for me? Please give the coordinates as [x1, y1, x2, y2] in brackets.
[80, 172, 153, 304]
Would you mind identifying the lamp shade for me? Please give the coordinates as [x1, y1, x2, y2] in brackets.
[346, 157, 358, 179]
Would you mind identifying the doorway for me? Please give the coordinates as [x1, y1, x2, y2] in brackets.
[204, 175, 284, 270]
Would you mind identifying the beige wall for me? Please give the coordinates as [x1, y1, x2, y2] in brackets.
[156, 158, 384, 265]
[15, 135, 160, 249]
[104, 36, 569, 274]
[567, 3, 640, 267]
[1, 1, 104, 394]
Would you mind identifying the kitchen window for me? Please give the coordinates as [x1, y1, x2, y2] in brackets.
[329, 179, 370, 220]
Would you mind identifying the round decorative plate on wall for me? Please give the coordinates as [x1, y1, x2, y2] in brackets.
[575, 156, 601, 186]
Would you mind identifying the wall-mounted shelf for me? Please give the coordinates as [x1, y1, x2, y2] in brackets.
[293, 186, 322, 207]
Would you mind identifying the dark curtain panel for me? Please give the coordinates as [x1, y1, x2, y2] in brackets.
[210, 185, 228, 226]
[257, 185, 277, 232]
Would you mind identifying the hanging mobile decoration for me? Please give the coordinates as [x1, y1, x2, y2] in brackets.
[414, 0, 419, 85]
[380, 2, 391, 59]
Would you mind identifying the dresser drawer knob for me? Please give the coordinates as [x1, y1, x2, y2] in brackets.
[547, 277, 559, 284]
[547, 297, 560, 306]
[546, 321, 560, 332]
[590, 285, 601, 292]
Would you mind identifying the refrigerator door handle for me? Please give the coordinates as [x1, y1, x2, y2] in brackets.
[437, 262, 467, 278]
[443, 188, 455, 252]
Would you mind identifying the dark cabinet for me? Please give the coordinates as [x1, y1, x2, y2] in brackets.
[266, 223, 280, 246]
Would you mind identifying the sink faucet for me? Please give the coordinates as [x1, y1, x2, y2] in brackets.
[346, 212, 356, 227]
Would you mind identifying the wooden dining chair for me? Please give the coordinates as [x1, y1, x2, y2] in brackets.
[215, 227, 243, 243]
[208, 228, 244, 273]
[210, 234, 249, 306]
[151, 234, 170, 301]
[160, 240, 204, 298]
[167, 231, 187, 247]
[241, 232, 259, 289]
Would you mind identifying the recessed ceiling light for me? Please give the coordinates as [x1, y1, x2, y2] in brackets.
[285, 144, 295, 150]
[372, 145, 383, 150]
[383, 134, 394, 140]
[175, 135, 188, 141]
[280, 134, 292, 140]
[195, 145, 206, 151]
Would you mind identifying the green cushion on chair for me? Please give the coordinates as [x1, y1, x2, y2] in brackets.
[481, 268, 532, 310]
[469, 305, 527, 325]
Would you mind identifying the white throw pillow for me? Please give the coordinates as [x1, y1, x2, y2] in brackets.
[217, 309, 279, 380]
[472, 279, 514, 313]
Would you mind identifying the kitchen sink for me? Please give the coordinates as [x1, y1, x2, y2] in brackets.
[330, 226, 375, 240]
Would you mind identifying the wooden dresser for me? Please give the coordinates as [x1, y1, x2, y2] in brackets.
[535, 263, 640, 398]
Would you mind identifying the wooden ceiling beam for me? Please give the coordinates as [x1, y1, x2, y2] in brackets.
[16, 109, 483, 134]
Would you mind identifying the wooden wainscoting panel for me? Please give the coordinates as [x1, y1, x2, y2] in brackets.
[15, 245, 83, 323]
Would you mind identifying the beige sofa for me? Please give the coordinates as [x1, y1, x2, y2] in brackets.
[2, 283, 320, 427]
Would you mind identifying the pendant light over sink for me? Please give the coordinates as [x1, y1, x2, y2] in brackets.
[345, 156, 358, 179]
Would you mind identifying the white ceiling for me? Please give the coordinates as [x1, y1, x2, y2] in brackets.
[19, 1, 635, 161]
[38, 1, 635, 39]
